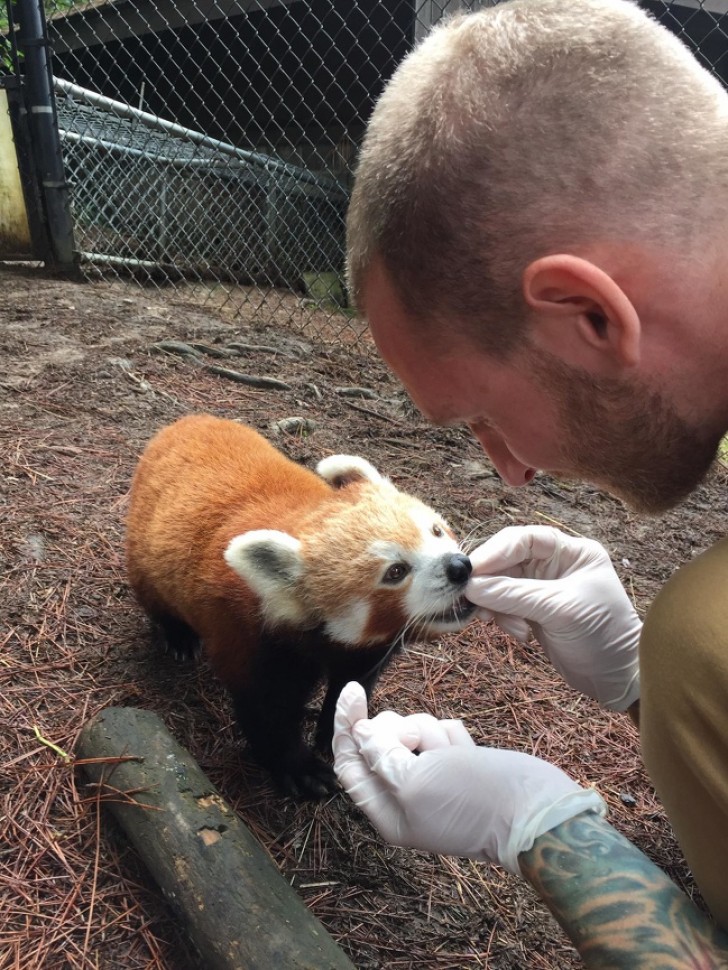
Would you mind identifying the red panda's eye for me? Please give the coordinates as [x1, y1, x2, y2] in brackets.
[383, 562, 410, 584]
[432, 524, 444, 537]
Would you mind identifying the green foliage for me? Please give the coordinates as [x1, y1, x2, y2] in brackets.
[0, 1, 11, 71]
[0, 0, 78, 72]
[719, 436, 728, 468]
[301, 271, 350, 311]
[46, 0, 78, 15]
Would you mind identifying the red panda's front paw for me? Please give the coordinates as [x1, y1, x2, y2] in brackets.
[154, 614, 201, 662]
[275, 749, 338, 801]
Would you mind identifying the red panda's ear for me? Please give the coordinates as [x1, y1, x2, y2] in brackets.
[316, 454, 390, 490]
[224, 530, 308, 627]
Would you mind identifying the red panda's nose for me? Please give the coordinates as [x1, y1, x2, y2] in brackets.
[446, 553, 472, 585]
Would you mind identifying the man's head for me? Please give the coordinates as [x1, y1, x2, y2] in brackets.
[347, 0, 728, 511]
[364, 255, 725, 514]
[347, 0, 728, 343]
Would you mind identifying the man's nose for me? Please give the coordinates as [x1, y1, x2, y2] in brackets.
[468, 424, 537, 487]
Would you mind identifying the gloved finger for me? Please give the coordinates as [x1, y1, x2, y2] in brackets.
[334, 742, 393, 811]
[472, 606, 495, 624]
[400, 713, 467, 751]
[440, 718, 477, 748]
[332, 685, 419, 810]
[332, 690, 398, 808]
[360, 709, 445, 751]
[335, 681, 369, 731]
[468, 526, 564, 576]
[334, 680, 369, 753]
[331, 681, 368, 791]
[332, 681, 369, 764]
[465, 575, 561, 625]
[353, 721, 419, 788]
[470, 603, 530, 641]
[491, 612, 531, 642]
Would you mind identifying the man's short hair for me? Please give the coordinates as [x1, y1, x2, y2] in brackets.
[346, 0, 728, 354]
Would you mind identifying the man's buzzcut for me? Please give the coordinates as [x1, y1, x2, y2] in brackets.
[346, 0, 728, 354]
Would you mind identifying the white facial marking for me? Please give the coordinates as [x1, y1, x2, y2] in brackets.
[324, 598, 372, 645]
[370, 539, 408, 563]
[405, 506, 468, 630]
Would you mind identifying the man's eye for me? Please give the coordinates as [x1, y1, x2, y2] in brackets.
[383, 562, 410, 584]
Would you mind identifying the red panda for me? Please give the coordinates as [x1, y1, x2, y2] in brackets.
[126, 414, 474, 798]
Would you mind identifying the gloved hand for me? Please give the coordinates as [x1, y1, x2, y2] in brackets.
[333, 682, 606, 874]
[465, 526, 641, 711]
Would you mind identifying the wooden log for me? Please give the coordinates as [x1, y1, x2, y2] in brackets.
[76, 707, 355, 970]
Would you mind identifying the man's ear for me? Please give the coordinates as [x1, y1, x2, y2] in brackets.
[522, 255, 641, 374]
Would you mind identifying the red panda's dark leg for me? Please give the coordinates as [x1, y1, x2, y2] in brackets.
[315, 644, 397, 754]
[131, 578, 201, 661]
[152, 612, 201, 662]
[230, 640, 336, 799]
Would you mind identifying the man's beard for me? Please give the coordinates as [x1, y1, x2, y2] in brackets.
[528, 350, 722, 514]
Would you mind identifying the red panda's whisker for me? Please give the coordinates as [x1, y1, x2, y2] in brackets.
[461, 523, 490, 554]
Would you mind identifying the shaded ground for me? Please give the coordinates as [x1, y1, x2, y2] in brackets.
[2, 264, 725, 969]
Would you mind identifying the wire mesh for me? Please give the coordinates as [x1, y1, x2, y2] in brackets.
[4, 0, 728, 337]
[55, 77, 348, 286]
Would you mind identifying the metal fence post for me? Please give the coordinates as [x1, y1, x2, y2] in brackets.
[13, 0, 76, 271]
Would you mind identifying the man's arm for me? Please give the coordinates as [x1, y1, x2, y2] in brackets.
[520, 811, 728, 968]
[334, 683, 728, 967]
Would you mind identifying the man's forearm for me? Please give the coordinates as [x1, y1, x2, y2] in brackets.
[519, 811, 728, 968]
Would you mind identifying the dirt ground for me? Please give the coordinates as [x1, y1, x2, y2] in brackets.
[2, 263, 726, 970]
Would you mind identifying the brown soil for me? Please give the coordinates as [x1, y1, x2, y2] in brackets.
[2, 263, 725, 969]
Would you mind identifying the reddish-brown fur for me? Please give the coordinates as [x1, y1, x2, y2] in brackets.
[127, 415, 337, 689]
[126, 414, 473, 798]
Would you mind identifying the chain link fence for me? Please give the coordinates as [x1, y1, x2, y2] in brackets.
[3, 0, 728, 338]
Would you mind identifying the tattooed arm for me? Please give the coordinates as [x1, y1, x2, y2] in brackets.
[520, 811, 728, 968]
[333, 686, 728, 966]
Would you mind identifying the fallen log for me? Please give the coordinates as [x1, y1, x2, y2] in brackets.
[77, 707, 355, 970]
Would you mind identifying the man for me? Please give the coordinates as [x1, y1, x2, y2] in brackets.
[332, 0, 728, 964]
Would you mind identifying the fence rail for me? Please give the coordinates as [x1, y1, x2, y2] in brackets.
[2, 0, 727, 337]
[54, 76, 348, 286]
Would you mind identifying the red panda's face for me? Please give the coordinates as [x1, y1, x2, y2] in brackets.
[302, 489, 475, 647]
[224, 466, 476, 649]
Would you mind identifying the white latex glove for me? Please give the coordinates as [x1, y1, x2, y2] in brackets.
[333, 682, 606, 874]
[465, 526, 641, 711]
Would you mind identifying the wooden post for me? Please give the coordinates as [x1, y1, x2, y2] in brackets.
[77, 707, 356, 970]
